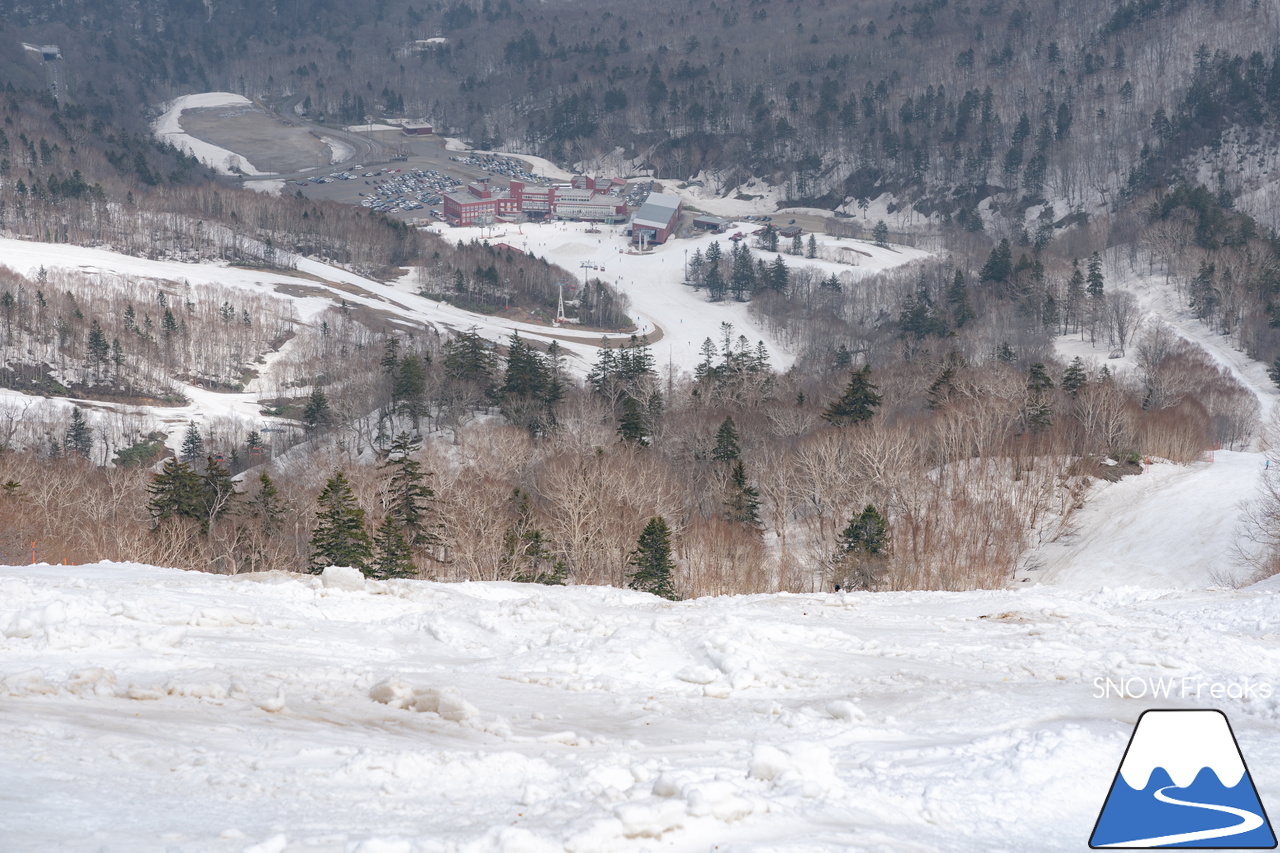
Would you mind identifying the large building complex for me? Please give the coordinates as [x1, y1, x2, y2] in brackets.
[442, 176, 628, 226]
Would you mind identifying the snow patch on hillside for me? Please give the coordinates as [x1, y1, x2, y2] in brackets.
[323, 136, 355, 165]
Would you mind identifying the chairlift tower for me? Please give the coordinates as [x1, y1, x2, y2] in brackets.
[555, 282, 569, 326]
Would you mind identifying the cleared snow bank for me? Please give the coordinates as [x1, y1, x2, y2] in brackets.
[2, 562, 1278, 851]
[153, 93, 269, 176]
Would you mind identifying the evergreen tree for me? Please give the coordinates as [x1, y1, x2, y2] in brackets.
[872, 220, 890, 247]
[1065, 259, 1085, 335]
[822, 365, 881, 426]
[947, 269, 975, 328]
[712, 416, 741, 461]
[180, 421, 204, 463]
[1189, 260, 1218, 321]
[65, 407, 92, 458]
[806, 233, 818, 259]
[380, 336, 401, 377]
[790, 234, 804, 255]
[442, 328, 497, 393]
[694, 338, 719, 381]
[1024, 362, 1055, 433]
[370, 514, 416, 579]
[762, 256, 793, 292]
[248, 472, 284, 535]
[310, 471, 373, 572]
[616, 395, 649, 445]
[381, 432, 439, 550]
[86, 319, 110, 379]
[979, 239, 1012, 285]
[687, 247, 705, 286]
[1062, 357, 1088, 397]
[1042, 290, 1060, 331]
[499, 332, 554, 434]
[899, 281, 947, 342]
[926, 365, 957, 410]
[832, 504, 890, 590]
[245, 430, 264, 459]
[704, 241, 727, 301]
[761, 225, 779, 252]
[724, 459, 762, 528]
[627, 516, 678, 600]
[303, 387, 332, 432]
[1086, 251, 1105, 300]
[147, 458, 205, 525]
[730, 241, 755, 300]
[394, 353, 428, 426]
[161, 307, 179, 339]
[995, 341, 1016, 363]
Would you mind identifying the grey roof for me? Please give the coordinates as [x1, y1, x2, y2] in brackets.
[444, 190, 480, 205]
[632, 192, 682, 230]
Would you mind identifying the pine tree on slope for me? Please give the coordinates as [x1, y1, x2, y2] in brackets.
[822, 365, 882, 426]
[310, 471, 372, 573]
[628, 516, 678, 600]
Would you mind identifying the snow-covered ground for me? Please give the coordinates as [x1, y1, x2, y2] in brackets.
[1029, 451, 1267, 589]
[2, 558, 1278, 852]
[153, 94, 269, 177]
[429, 219, 931, 373]
[6, 215, 1280, 850]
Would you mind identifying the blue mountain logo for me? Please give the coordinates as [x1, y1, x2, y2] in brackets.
[1091, 709, 1276, 848]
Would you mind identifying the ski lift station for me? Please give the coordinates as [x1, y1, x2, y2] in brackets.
[629, 192, 682, 246]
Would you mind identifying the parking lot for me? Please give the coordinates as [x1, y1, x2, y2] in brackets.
[289, 134, 658, 225]
[287, 135, 568, 221]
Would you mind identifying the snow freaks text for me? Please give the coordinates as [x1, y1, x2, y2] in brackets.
[1092, 677, 1273, 700]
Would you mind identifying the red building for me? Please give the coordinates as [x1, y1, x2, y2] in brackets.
[630, 192, 682, 244]
[444, 177, 627, 225]
[441, 182, 518, 225]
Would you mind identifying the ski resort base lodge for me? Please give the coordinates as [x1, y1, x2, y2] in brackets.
[441, 178, 682, 245]
[442, 176, 628, 226]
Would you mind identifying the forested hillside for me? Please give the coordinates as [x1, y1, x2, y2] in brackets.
[2, 0, 1279, 595]
[6, 0, 1280, 225]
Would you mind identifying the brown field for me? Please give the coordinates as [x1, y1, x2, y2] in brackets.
[180, 104, 333, 174]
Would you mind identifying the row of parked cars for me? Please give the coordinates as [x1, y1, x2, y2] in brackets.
[623, 180, 656, 208]
[447, 153, 553, 185]
[356, 168, 464, 214]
